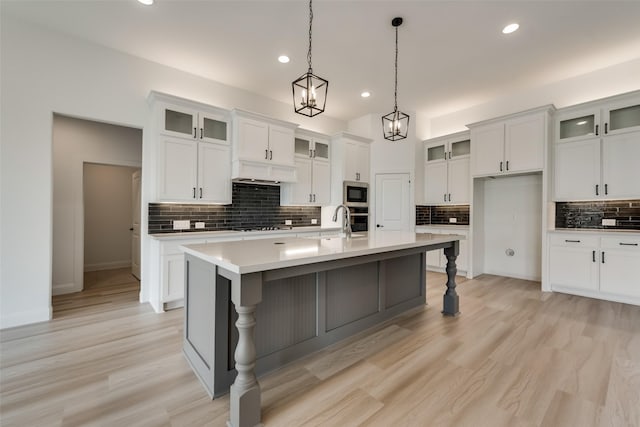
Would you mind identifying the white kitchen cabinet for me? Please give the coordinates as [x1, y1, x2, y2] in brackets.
[149, 93, 232, 204]
[161, 104, 229, 145]
[556, 92, 640, 143]
[600, 237, 640, 298]
[548, 235, 599, 292]
[416, 227, 468, 275]
[423, 131, 470, 204]
[549, 233, 640, 305]
[344, 137, 370, 183]
[231, 109, 298, 182]
[281, 131, 331, 206]
[554, 131, 640, 201]
[470, 107, 552, 177]
[157, 135, 231, 203]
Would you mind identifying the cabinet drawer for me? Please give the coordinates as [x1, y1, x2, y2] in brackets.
[549, 234, 599, 247]
[600, 236, 640, 250]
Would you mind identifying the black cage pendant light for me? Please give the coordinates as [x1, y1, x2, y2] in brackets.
[292, 0, 328, 117]
[382, 17, 409, 141]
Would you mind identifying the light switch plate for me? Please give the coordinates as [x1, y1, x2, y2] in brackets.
[195, 222, 205, 229]
[449, 218, 457, 223]
[602, 218, 616, 226]
[311, 219, 318, 225]
[173, 220, 190, 230]
[285, 219, 292, 225]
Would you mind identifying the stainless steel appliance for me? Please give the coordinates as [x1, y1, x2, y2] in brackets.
[348, 207, 369, 232]
[343, 181, 368, 207]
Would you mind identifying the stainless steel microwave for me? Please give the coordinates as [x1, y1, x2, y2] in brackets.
[343, 181, 368, 207]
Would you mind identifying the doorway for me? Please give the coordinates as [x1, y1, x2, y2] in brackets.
[375, 173, 411, 231]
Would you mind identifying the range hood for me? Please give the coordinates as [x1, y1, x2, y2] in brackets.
[232, 177, 281, 186]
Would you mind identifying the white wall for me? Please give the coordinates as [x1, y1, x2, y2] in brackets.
[0, 16, 346, 328]
[84, 163, 140, 273]
[428, 57, 640, 137]
[481, 174, 543, 281]
[53, 116, 142, 295]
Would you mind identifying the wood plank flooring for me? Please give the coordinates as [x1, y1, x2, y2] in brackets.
[1, 271, 639, 426]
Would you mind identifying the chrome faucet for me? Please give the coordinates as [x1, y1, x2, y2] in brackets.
[332, 204, 352, 238]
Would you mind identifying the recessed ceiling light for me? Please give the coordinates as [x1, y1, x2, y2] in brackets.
[361, 91, 371, 98]
[278, 55, 290, 64]
[502, 23, 519, 34]
[138, 0, 154, 5]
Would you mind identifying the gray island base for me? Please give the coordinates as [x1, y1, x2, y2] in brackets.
[180, 231, 463, 427]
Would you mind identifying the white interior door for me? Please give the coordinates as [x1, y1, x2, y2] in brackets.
[131, 170, 141, 279]
[375, 173, 411, 231]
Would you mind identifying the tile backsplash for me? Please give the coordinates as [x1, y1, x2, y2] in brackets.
[416, 205, 470, 226]
[149, 183, 321, 233]
[555, 200, 640, 230]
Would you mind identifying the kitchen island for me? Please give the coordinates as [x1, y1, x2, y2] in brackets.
[181, 231, 463, 427]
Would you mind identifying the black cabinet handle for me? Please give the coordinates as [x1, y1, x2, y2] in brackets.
[265, 149, 268, 159]
[596, 184, 599, 195]
[506, 160, 509, 171]
[595, 124, 599, 136]
[444, 194, 447, 202]
[620, 242, 639, 246]
[448, 193, 451, 202]
[444, 152, 447, 160]
[130, 227, 134, 231]
[309, 149, 312, 158]
[500, 161, 503, 172]
[200, 128, 203, 139]
[270, 150, 273, 160]
[605, 183, 608, 195]
[313, 194, 316, 202]
[592, 250, 596, 262]
[193, 187, 196, 198]
[309, 194, 312, 202]
[199, 188, 203, 199]
[193, 127, 197, 138]
[565, 239, 581, 243]
[449, 151, 452, 159]
[601, 251, 605, 264]
[605, 123, 608, 134]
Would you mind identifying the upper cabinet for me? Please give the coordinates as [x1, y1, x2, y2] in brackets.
[281, 130, 331, 206]
[343, 137, 370, 183]
[423, 131, 470, 204]
[553, 91, 640, 201]
[470, 106, 554, 177]
[556, 94, 640, 144]
[329, 133, 372, 205]
[231, 109, 298, 182]
[149, 93, 232, 204]
[162, 105, 229, 145]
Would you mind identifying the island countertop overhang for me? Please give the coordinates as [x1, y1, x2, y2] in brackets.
[180, 231, 465, 275]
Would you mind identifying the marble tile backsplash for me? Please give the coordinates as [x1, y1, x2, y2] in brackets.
[149, 183, 321, 233]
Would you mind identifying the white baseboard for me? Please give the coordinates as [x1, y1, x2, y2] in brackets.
[483, 269, 541, 282]
[52, 282, 81, 296]
[84, 260, 131, 272]
[0, 306, 51, 330]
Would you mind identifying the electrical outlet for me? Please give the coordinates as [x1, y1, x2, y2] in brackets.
[311, 218, 318, 225]
[173, 220, 190, 230]
[285, 219, 292, 226]
[195, 222, 205, 229]
[449, 218, 457, 223]
[602, 219, 616, 226]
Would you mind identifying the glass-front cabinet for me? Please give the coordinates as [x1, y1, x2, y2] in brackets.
[425, 136, 470, 163]
[161, 104, 229, 145]
[423, 131, 471, 205]
[556, 93, 640, 143]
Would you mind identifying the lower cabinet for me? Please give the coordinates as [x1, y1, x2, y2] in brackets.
[549, 233, 640, 304]
[416, 227, 468, 276]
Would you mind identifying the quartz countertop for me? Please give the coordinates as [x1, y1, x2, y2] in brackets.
[416, 224, 470, 231]
[550, 228, 640, 236]
[181, 231, 465, 274]
[149, 226, 340, 240]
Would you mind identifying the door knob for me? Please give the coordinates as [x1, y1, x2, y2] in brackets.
[377, 224, 384, 228]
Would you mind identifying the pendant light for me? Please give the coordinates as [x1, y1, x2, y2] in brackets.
[382, 17, 409, 141]
[292, 0, 328, 117]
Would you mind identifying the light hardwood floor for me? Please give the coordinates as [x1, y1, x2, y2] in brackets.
[1, 271, 639, 426]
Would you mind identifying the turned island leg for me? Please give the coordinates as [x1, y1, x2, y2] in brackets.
[442, 241, 460, 316]
[228, 272, 263, 427]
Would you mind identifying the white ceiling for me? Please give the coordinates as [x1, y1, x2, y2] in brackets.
[4, 0, 640, 121]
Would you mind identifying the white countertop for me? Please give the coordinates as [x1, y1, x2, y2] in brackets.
[149, 226, 340, 241]
[549, 228, 640, 236]
[181, 231, 465, 274]
[416, 224, 470, 231]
